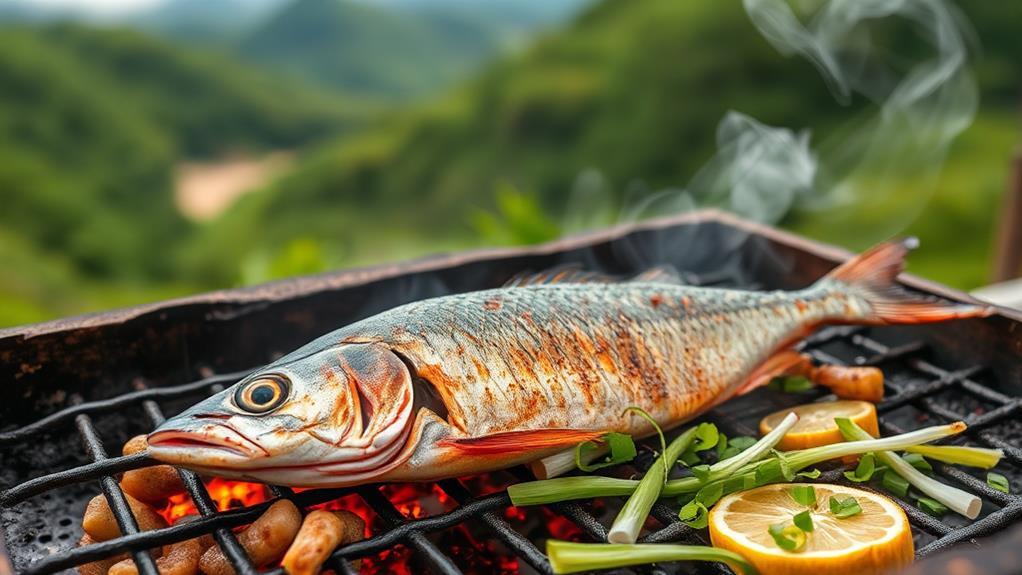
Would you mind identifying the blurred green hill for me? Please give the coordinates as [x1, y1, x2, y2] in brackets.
[191, 0, 1021, 287]
[0, 24, 377, 323]
[0, 0, 1019, 328]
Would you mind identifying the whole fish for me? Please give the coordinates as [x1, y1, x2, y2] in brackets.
[148, 240, 989, 486]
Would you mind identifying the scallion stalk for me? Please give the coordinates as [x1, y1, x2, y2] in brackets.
[838, 419, 981, 519]
[608, 426, 698, 543]
[508, 476, 638, 506]
[905, 444, 1002, 469]
[546, 540, 758, 575]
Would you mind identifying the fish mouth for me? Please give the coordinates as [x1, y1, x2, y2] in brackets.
[148, 423, 267, 461]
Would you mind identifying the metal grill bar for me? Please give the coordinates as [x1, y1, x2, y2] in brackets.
[2, 295, 1021, 574]
[75, 414, 159, 575]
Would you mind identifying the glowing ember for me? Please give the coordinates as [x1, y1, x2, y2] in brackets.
[160, 478, 269, 524]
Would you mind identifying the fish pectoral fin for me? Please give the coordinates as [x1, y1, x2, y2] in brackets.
[437, 428, 607, 455]
[734, 349, 812, 396]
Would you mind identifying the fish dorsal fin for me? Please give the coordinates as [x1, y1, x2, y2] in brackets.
[503, 264, 686, 287]
[502, 264, 618, 287]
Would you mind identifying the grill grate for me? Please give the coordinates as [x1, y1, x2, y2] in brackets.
[2, 243, 1021, 574]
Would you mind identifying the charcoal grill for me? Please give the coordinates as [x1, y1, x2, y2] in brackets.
[1, 210, 1020, 575]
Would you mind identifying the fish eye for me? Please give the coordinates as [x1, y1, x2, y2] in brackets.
[234, 375, 290, 414]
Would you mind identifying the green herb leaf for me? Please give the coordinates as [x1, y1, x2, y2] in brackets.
[624, 406, 667, 481]
[793, 510, 814, 532]
[575, 432, 637, 472]
[769, 375, 816, 393]
[722, 473, 756, 496]
[843, 452, 877, 483]
[903, 453, 932, 474]
[768, 522, 806, 551]
[680, 423, 719, 467]
[987, 472, 1010, 494]
[755, 459, 784, 486]
[715, 433, 728, 458]
[795, 468, 821, 479]
[691, 464, 712, 483]
[678, 500, 709, 529]
[679, 450, 703, 466]
[695, 482, 724, 508]
[729, 436, 757, 451]
[829, 496, 862, 518]
[776, 452, 795, 481]
[917, 497, 949, 517]
[881, 470, 910, 498]
[789, 485, 816, 507]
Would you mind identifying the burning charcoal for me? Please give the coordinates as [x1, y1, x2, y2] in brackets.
[281, 510, 366, 575]
[83, 493, 168, 541]
[199, 499, 301, 575]
[76, 534, 129, 575]
[108, 538, 204, 575]
[120, 435, 186, 504]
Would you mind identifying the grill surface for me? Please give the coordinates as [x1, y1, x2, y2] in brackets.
[1, 211, 1020, 575]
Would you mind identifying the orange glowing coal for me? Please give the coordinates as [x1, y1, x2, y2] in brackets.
[160, 478, 269, 524]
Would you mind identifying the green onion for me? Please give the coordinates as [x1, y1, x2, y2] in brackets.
[902, 453, 932, 474]
[510, 421, 967, 506]
[793, 510, 814, 532]
[829, 495, 862, 518]
[714, 412, 798, 476]
[546, 540, 759, 575]
[843, 452, 877, 482]
[508, 476, 638, 506]
[575, 432, 637, 472]
[768, 375, 815, 393]
[680, 422, 719, 466]
[917, 497, 950, 517]
[678, 482, 725, 528]
[608, 425, 698, 543]
[795, 468, 821, 479]
[881, 470, 910, 498]
[987, 472, 1010, 494]
[789, 485, 816, 507]
[905, 444, 1003, 469]
[838, 419, 981, 519]
[768, 522, 806, 551]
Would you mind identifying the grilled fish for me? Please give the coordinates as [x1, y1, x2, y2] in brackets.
[148, 240, 989, 486]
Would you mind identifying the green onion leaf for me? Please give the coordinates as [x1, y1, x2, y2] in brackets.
[843, 452, 877, 482]
[755, 459, 785, 486]
[575, 432, 637, 472]
[769, 375, 815, 393]
[881, 470, 910, 498]
[623, 407, 667, 477]
[691, 464, 711, 482]
[793, 510, 814, 532]
[987, 472, 1010, 494]
[509, 476, 639, 506]
[789, 485, 816, 507]
[678, 500, 709, 529]
[829, 496, 862, 518]
[546, 540, 760, 575]
[722, 473, 757, 495]
[680, 422, 719, 466]
[608, 425, 698, 543]
[795, 468, 822, 479]
[716, 433, 729, 458]
[696, 481, 725, 508]
[917, 497, 949, 517]
[903, 453, 932, 474]
[768, 522, 806, 551]
[906, 444, 1002, 469]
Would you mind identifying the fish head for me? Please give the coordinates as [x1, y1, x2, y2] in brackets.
[147, 342, 416, 484]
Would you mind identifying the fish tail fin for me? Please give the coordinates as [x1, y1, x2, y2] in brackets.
[820, 238, 993, 324]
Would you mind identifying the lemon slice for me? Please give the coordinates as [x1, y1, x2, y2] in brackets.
[709, 483, 913, 575]
[759, 401, 878, 451]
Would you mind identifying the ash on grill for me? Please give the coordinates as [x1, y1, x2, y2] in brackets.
[1, 212, 1021, 575]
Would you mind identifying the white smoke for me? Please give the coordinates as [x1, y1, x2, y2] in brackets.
[566, 0, 977, 251]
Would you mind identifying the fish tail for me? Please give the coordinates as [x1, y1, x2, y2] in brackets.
[819, 238, 994, 324]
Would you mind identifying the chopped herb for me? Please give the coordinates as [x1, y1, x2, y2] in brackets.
[903, 453, 932, 474]
[576, 432, 637, 471]
[843, 452, 877, 483]
[719, 436, 756, 460]
[768, 522, 806, 551]
[695, 482, 725, 508]
[769, 375, 816, 393]
[829, 496, 862, 518]
[987, 472, 1010, 494]
[722, 473, 756, 495]
[680, 423, 719, 466]
[789, 485, 816, 507]
[691, 464, 712, 482]
[754, 459, 785, 485]
[917, 497, 949, 517]
[678, 500, 709, 529]
[881, 470, 910, 498]
[715, 433, 728, 458]
[795, 468, 822, 479]
[793, 510, 814, 532]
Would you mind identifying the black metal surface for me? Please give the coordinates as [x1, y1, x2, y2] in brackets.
[1, 213, 1020, 575]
